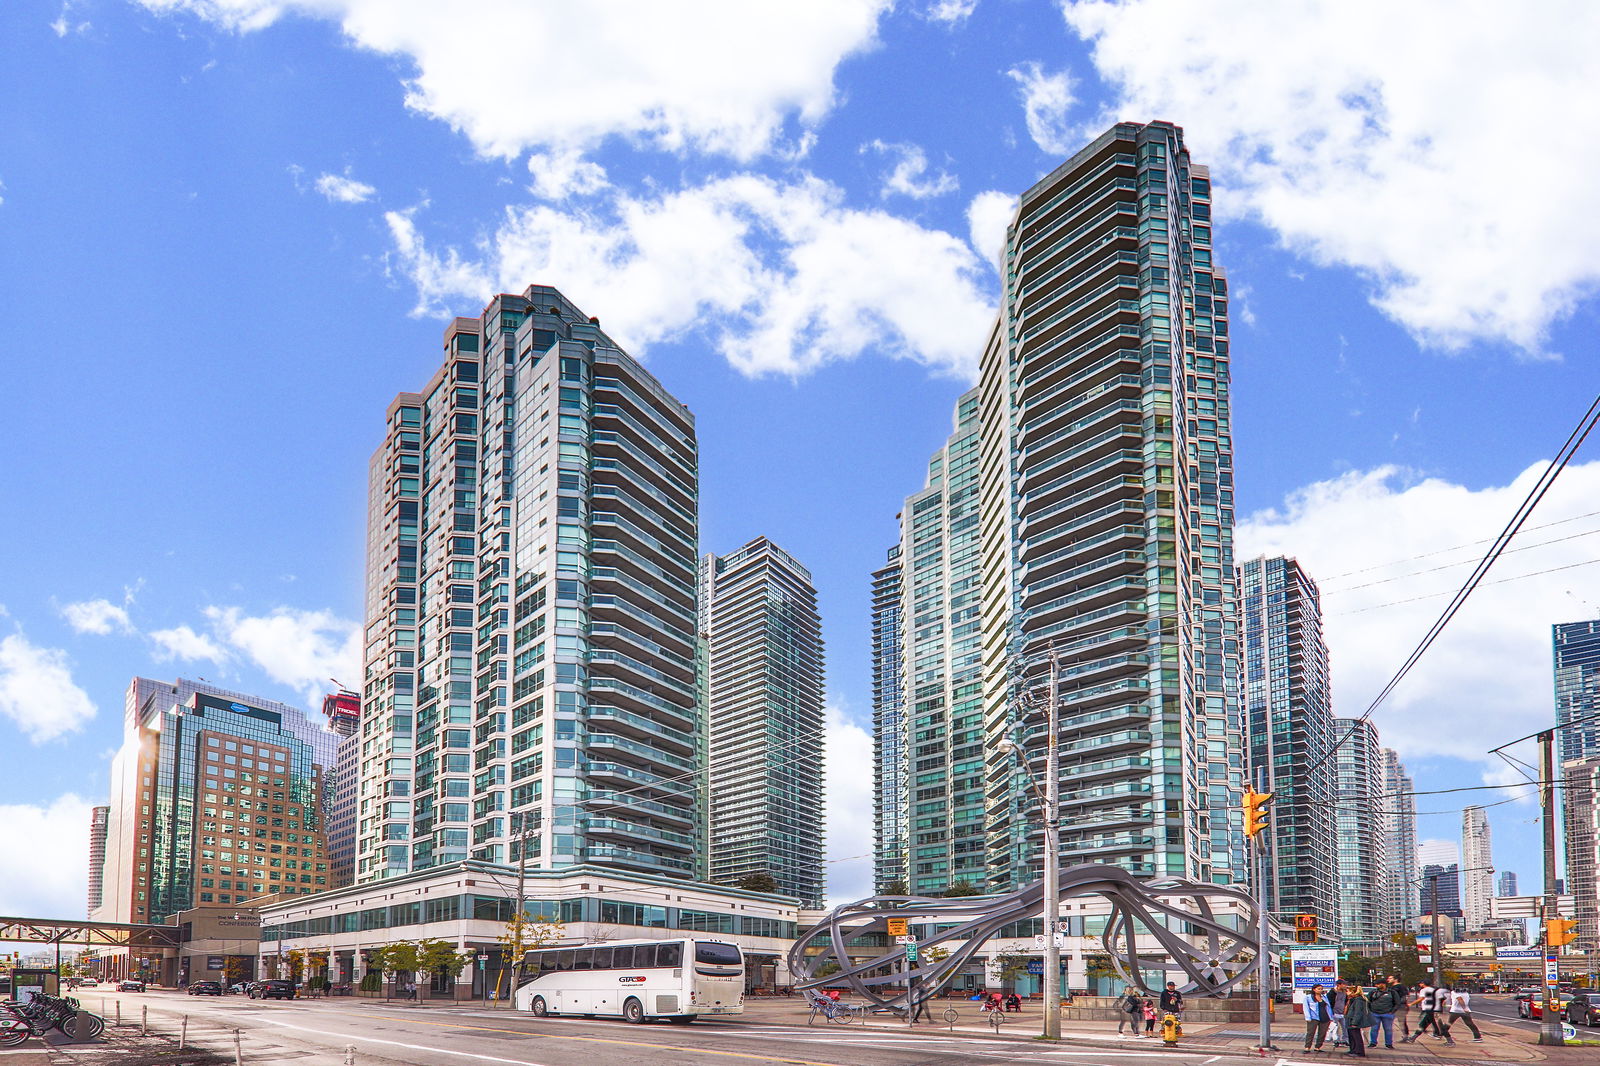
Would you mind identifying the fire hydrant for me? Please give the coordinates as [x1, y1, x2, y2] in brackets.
[1162, 1013, 1182, 1046]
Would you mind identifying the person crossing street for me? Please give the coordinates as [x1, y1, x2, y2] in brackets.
[1446, 986, 1481, 1042]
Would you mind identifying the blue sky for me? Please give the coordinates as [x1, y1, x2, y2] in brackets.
[2, 0, 1598, 916]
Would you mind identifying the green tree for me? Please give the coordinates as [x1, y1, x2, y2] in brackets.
[940, 880, 980, 898]
[991, 948, 1031, 990]
[369, 942, 422, 1000]
[417, 939, 469, 1001]
[496, 912, 565, 1002]
[736, 872, 779, 893]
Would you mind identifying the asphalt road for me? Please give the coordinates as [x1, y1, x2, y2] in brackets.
[79, 988, 1275, 1066]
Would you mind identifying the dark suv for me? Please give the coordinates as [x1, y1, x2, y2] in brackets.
[1566, 991, 1600, 1027]
[248, 980, 296, 1000]
[187, 981, 224, 996]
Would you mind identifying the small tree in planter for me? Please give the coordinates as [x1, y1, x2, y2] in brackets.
[369, 942, 422, 1002]
[417, 939, 469, 1002]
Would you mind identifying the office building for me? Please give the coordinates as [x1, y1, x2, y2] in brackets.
[359, 286, 702, 885]
[87, 805, 109, 914]
[1334, 717, 1387, 944]
[1239, 556, 1338, 928]
[873, 392, 986, 895]
[1563, 755, 1600, 950]
[321, 691, 361, 888]
[95, 677, 335, 925]
[1498, 871, 1518, 898]
[1461, 805, 1494, 931]
[1420, 863, 1462, 918]
[871, 548, 907, 892]
[699, 537, 825, 905]
[1555, 620, 1600, 762]
[1378, 748, 1419, 927]
[977, 121, 1242, 887]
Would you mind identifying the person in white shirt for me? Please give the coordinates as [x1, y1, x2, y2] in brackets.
[1446, 987, 1482, 1041]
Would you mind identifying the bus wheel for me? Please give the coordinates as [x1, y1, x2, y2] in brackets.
[623, 998, 645, 1024]
[530, 997, 548, 1018]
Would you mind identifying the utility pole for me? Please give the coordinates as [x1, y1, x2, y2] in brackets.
[1429, 874, 1441, 989]
[1255, 768, 1273, 1050]
[1041, 651, 1062, 1041]
[1538, 729, 1564, 1047]
[509, 812, 533, 1009]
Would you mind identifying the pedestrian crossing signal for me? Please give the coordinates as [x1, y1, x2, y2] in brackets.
[1294, 914, 1318, 943]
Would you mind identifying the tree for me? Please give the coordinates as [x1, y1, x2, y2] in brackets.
[737, 872, 779, 894]
[417, 939, 469, 1000]
[496, 912, 565, 1001]
[991, 948, 1031, 991]
[223, 957, 248, 989]
[879, 880, 909, 898]
[284, 948, 306, 981]
[369, 942, 422, 1001]
[940, 880, 980, 898]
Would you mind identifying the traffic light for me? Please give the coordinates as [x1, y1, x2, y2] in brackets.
[1243, 790, 1273, 839]
[1295, 914, 1319, 943]
[1546, 918, 1579, 946]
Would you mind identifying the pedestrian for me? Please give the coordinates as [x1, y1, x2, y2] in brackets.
[1432, 986, 1455, 1045]
[1143, 997, 1157, 1034]
[1446, 985, 1480, 1042]
[1367, 981, 1398, 1049]
[1005, 991, 1021, 1013]
[1329, 979, 1351, 1046]
[1342, 986, 1371, 1058]
[909, 978, 932, 1025]
[1404, 980, 1435, 1042]
[1159, 981, 1185, 1017]
[1117, 986, 1143, 1035]
[1304, 985, 1332, 1052]
[1390, 979, 1411, 1040]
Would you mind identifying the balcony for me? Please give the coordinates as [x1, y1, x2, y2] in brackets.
[586, 703, 696, 754]
[582, 844, 696, 875]
[586, 760, 696, 796]
[587, 730, 697, 773]
[586, 816, 696, 851]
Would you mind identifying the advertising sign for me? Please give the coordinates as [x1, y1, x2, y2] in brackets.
[1290, 948, 1338, 990]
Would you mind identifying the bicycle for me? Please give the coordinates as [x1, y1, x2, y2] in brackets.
[806, 998, 865, 1026]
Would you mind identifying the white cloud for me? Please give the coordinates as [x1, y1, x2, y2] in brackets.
[1006, 61, 1077, 156]
[862, 140, 958, 200]
[1238, 459, 1600, 766]
[149, 624, 229, 663]
[917, 0, 978, 22]
[59, 598, 132, 635]
[966, 189, 1016, 272]
[1063, 0, 1600, 353]
[526, 149, 608, 201]
[824, 701, 874, 906]
[385, 173, 995, 379]
[0, 634, 97, 743]
[0, 794, 94, 917]
[204, 606, 360, 706]
[313, 170, 376, 204]
[135, 0, 888, 162]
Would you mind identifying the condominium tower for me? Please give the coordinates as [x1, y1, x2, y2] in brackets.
[87, 806, 109, 914]
[1556, 619, 1600, 946]
[1562, 756, 1600, 950]
[1333, 717, 1387, 945]
[359, 286, 702, 883]
[1461, 805, 1494, 931]
[699, 537, 825, 905]
[321, 691, 360, 888]
[1378, 747, 1419, 926]
[976, 121, 1242, 887]
[873, 392, 985, 894]
[1239, 556, 1338, 927]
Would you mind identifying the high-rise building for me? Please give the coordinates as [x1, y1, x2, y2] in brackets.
[1334, 717, 1387, 944]
[1498, 871, 1519, 897]
[1461, 805, 1494, 931]
[871, 547, 907, 892]
[1239, 556, 1338, 928]
[1555, 620, 1600, 763]
[699, 537, 825, 905]
[1420, 863, 1462, 918]
[87, 805, 109, 914]
[95, 677, 335, 924]
[1563, 755, 1600, 950]
[977, 121, 1242, 888]
[873, 392, 986, 895]
[359, 286, 703, 884]
[321, 691, 361, 889]
[1378, 748, 1419, 928]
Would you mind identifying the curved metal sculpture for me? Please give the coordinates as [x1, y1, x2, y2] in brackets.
[787, 864, 1257, 1009]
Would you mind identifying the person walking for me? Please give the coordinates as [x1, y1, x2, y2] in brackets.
[1159, 981, 1185, 1017]
[1390, 978, 1411, 1040]
[1143, 997, 1157, 1035]
[909, 977, 932, 1025]
[1446, 985, 1480, 1042]
[1118, 986, 1143, 1036]
[1432, 986, 1455, 1045]
[1342, 986, 1371, 1058]
[1404, 981, 1437, 1042]
[1367, 981, 1398, 1049]
[1329, 979, 1351, 1047]
[1304, 985, 1332, 1052]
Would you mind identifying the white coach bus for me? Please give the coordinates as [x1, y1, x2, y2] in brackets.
[513, 937, 744, 1023]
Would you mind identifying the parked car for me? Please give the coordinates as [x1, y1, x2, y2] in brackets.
[187, 981, 224, 996]
[248, 980, 296, 1000]
[1271, 987, 1295, 1003]
[1517, 991, 1569, 1019]
[1565, 991, 1600, 1027]
[78, 979, 99, 989]
[118, 980, 146, 992]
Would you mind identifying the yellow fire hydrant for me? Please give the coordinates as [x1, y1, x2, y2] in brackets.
[1162, 1013, 1182, 1046]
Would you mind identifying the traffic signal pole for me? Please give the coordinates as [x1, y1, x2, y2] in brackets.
[1250, 770, 1274, 1050]
[1539, 728, 1564, 1047]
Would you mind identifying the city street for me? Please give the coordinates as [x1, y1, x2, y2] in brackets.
[64, 989, 1579, 1066]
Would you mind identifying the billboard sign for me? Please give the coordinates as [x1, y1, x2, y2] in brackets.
[1290, 948, 1338, 990]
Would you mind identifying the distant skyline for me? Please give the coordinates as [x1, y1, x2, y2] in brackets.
[4, 0, 1600, 916]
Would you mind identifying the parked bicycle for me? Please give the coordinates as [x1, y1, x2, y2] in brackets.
[1, 993, 105, 1044]
[806, 996, 867, 1025]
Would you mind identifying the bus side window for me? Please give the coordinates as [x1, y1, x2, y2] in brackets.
[558, 949, 575, 971]
[635, 945, 655, 968]
[538, 952, 554, 974]
[593, 946, 613, 969]
[657, 943, 682, 968]
[613, 946, 633, 969]
[574, 948, 593, 971]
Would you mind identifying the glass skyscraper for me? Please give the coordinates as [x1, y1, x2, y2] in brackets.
[1556, 620, 1600, 951]
[871, 548, 906, 891]
[1334, 717, 1388, 945]
[977, 121, 1242, 888]
[1239, 556, 1338, 928]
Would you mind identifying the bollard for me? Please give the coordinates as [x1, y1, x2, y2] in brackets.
[180, 1016, 188, 1051]
[344, 1045, 355, 1066]
[235, 1028, 243, 1066]
[116, 1001, 121, 1026]
[142, 1005, 148, 1036]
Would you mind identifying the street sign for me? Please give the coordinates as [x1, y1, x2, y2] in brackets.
[1545, 954, 1559, 987]
[886, 918, 909, 937]
[894, 935, 916, 945]
[905, 944, 918, 963]
[476, 955, 487, 962]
